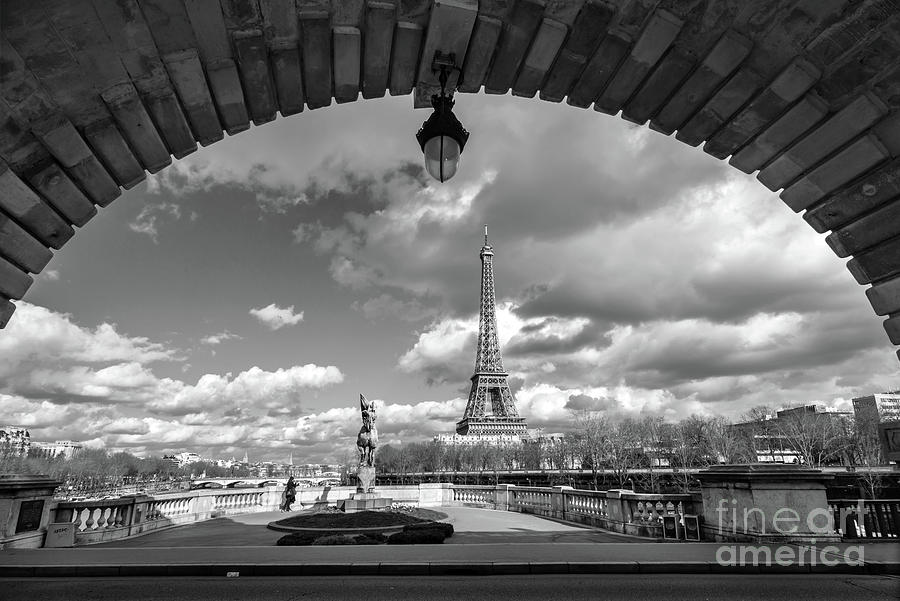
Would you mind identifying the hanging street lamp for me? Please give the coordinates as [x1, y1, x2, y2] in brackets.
[416, 52, 470, 183]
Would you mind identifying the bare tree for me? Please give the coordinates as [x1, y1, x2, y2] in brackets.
[602, 417, 641, 489]
[850, 412, 885, 498]
[739, 405, 778, 462]
[706, 416, 742, 464]
[776, 408, 851, 467]
[573, 411, 608, 490]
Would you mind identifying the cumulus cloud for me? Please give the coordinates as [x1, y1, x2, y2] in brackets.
[249, 303, 304, 330]
[0, 304, 345, 456]
[0, 302, 175, 379]
[200, 330, 242, 345]
[128, 202, 182, 243]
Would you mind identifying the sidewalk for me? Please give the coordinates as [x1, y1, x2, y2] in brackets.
[1, 507, 897, 576]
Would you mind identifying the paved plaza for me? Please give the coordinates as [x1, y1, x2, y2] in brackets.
[86, 507, 638, 548]
[1, 507, 897, 577]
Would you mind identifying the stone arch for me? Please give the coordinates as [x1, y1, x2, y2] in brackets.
[1, 0, 899, 361]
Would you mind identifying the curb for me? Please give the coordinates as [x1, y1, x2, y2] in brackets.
[1, 561, 896, 578]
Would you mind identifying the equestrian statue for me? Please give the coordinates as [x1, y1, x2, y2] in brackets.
[356, 393, 378, 467]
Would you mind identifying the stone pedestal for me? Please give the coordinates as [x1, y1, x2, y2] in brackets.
[357, 465, 376, 493]
[697, 464, 840, 543]
[337, 465, 391, 513]
[0, 474, 61, 549]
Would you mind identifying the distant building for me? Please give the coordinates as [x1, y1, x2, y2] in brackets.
[163, 452, 203, 467]
[32, 440, 82, 459]
[0, 426, 30, 456]
[434, 432, 523, 447]
[853, 393, 900, 425]
[729, 404, 852, 464]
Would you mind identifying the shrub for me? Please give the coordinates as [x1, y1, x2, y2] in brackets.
[276, 533, 320, 546]
[353, 532, 386, 545]
[387, 528, 446, 545]
[403, 522, 454, 537]
[312, 534, 357, 545]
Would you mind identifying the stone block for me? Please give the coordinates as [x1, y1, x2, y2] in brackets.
[362, 1, 396, 99]
[143, 91, 198, 158]
[513, 18, 567, 98]
[803, 159, 900, 233]
[885, 314, 900, 344]
[540, 50, 586, 102]
[0, 212, 52, 273]
[139, 0, 200, 54]
[458, 15, 502, 93]
[675, 68, 764, 147]
[0, 162, 73, 249]
[83, 120, 145, 189]
[758, 93, 888, 191]
[0, 297, 13, 329]
[270, 46, 304, 116]
[873, 110, 900, 158]
[484, 0, 545, 94]
[31, 117, 92, 168]
[163, 50, 224, 145]
[848, 236, 900, 285]
[414, 0, 477, 107]
[334, 27, 361, 103]
[866, 274, 900, 316]
[389, 22, 423, 96]
[300, 11, 332, 109]
[780, 134, 890, 212]
[100, 84, 171, 172]
[567, 30, 631, 109]
[697, 464, 838, 543]
[538, 0, 615, 102]
[67, 156, 120, 207]
[183, 0, 232, 62]
[206, 60, 251, 134]
[564, 0, 616, 58]
[704, 58, 820, 159]
[825, 196, 900, 258]
[233, 31, 277, 124]
[730, 94, 828, 173]
[0, 254, 33, 300]
[652, 29, 752, 134]
[595, 9, 683, 114]
[622, 47, 694, 125]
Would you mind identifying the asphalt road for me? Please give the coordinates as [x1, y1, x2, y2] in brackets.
[2, 575, 898, 601]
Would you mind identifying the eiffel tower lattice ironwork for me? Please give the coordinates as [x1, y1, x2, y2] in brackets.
[456, 226, 528, 437]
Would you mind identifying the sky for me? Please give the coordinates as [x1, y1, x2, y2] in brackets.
[1, 93, 897, 464]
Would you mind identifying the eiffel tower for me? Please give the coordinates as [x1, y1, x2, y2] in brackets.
[456, 226, 528, 437]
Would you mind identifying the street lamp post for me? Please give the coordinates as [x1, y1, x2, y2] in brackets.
[416, 52, 469, 183]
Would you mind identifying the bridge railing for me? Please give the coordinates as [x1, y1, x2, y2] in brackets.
[52, 486, 281, 545]
[451, 484, 496, 507]
[829, 499, 900, 539]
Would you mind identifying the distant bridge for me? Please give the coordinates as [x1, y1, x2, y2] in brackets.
[190, 477, 342, 489]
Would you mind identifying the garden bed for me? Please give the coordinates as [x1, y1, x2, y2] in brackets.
[268, 508, 448, 533]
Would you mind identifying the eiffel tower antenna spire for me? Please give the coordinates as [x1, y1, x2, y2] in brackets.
[456, 227, 527, 437]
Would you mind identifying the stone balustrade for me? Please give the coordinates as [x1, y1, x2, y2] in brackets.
[830, 498, 900, 539]
[451, 485, 496, 507]
[52, 486, 281, 545]
[4, 478, 876, 548]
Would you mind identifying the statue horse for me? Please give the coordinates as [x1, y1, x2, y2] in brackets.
[356, 394, 378, 467]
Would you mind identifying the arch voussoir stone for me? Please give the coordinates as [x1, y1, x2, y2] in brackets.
[0, 0, 898, 362]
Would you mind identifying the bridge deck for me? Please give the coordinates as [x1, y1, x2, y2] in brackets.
[87, 507, 638, 547]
